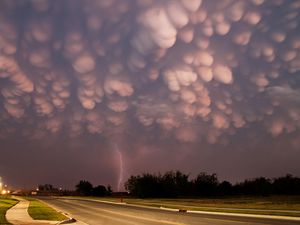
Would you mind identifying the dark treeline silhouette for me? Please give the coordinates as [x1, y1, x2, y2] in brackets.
[36, 184, 76, 196]
[75, 180, 112, 196]
[38, 184, 55, 191]
[125, 171, 300, 198]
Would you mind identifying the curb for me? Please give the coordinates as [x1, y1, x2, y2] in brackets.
[159, 205, 300, 221]
[58, 218, 77, 224]
[159, 207, 187, 213]
[187, 210, 300, 221]
[57, 217, 88, 225]
[159, 206, 179, 212]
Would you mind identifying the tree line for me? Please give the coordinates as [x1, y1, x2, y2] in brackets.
[75, 180, 112, 196]
[124, 171, 300, 198]
[37, 172, 300, 198]
[36, 181, 113, 196]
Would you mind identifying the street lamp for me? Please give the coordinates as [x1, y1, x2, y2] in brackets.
[0, 182, 4, 195]
[0, 177, 9, 195]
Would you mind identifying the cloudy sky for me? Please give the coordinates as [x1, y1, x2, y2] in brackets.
[0, 0, 300, 190]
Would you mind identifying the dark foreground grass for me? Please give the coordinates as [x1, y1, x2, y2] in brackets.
[0, 196, 18, 225]
[25, 197, 67, 221]
[70, 195, 300, 217]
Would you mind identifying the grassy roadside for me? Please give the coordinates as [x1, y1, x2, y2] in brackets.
[67, 196, 300, 217]
[0, 196, 18, 225]
[25, 197, 68, 221]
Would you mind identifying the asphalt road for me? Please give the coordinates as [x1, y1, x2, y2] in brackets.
[38, 197, 300, 225]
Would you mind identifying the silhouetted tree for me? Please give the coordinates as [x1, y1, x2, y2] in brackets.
[92, 185, 107, 196]
[76, 180, 93, 196]
[273, 174, 300, 195]
[193, 172, 219, 196]
[218, 181, 233, 196]
[125, 174, 162, 198]
[161, 171, 178, 197]
[38, 184, 55, 191]
[107, 185, 113, 195]
[238, 177, 271, 196]
[174, 171, 190, 196]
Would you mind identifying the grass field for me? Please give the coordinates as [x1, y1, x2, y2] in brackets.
[25, 197, 68, 221]
[0, 196, 18, 225]
[70, 195, 300, 217]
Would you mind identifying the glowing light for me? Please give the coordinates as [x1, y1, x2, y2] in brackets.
[0, 180, 3, 193]
[1, 190, 7, 195]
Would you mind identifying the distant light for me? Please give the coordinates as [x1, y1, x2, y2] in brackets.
[1, 190, 7, 195]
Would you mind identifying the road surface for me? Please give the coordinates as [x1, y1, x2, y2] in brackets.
[39, 197, 300, 225]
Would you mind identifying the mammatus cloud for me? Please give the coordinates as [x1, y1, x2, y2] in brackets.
[0, 0, 300, 146]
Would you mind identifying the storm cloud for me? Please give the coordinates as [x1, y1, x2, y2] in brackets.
[0, 0, 300, 189]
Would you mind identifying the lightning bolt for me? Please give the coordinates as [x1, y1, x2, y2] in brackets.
[114, 143, 124, 192]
